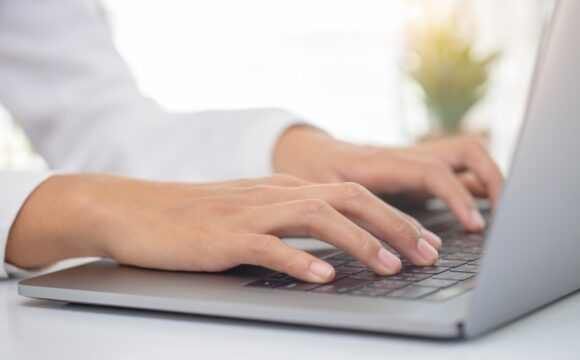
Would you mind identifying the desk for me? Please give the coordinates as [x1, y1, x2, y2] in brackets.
[1, 279, 579, 359]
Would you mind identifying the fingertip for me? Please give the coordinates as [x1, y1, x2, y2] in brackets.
[416, 238, 439, 265]
[377, 248, 402, 275]
[469, 209, 486, 231]
[308, 260, 335, 283]
[422, 229, 443, 250]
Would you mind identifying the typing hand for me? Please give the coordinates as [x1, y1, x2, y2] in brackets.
[274, 127, 504, 232]
[6, 174, 441, 283]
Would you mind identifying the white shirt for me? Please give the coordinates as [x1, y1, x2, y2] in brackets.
[0, 0, 305, 278]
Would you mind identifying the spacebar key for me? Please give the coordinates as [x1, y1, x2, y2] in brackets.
[314, 278, 369, 293]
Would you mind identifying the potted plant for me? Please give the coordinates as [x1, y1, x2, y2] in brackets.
[402, 9, 500, 137]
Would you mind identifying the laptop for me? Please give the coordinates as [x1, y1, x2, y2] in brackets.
[18, 0, 580, 339]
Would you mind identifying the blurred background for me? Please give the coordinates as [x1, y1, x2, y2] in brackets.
[0, 0, 553, 173]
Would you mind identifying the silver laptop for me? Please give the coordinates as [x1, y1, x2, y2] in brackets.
[18, 0, 580, 339]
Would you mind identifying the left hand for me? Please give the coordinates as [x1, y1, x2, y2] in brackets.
[273, 126, 504, 232]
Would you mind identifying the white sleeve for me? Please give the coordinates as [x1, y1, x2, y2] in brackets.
[0, 0, 306, 182]
[0, 171, 53, 279]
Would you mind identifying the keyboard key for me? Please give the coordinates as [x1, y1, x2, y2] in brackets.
[395, 273, 433, 281]
[415, 278, 458, 289]
[325, 258, 348, 267]
[443, 253, 479, 261]
[348, 286, 392, 297]
[464, 233, 485, 242]
[368, 279, 411, 289]
[384, 273, 431, 281]
[407, 266, 450, 274]
[378, 274, 406, 281]
[384, 286, 438, 300]
[345, 261, 367, 268]
[245, 279, 289, 288]
[452, 264, 479, 273]
[350, 271, 389, 280]
[447, 237, 482, 246]
[335, 266, 366, 275]
[331, 273, 351, 281]
[434, 271, 475, 281]
[443, 245, 458, 252]
[313, 278, 369, 294]
[438, 229, 461, 238]
[461, 246, 483, 254]
[435, 259, 467, 268]
[266, 273, 291, 280]
[329, 253, 355, 261]
[278, 281, 321, 291]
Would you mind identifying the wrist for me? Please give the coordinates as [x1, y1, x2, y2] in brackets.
[6, 174, 111, 269]
[273, 125, 345, 181]
[273, 125, 378, 184]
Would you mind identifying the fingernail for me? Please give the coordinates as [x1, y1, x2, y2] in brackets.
[309, 261, 334, 280]
[378, 248, 402, 273]
[422, 229, 442, 250]
[471, 209, 486, 229]
[417, 238, 438, 263]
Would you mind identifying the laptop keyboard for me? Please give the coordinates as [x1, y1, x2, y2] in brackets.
[244, 212, 487, 302]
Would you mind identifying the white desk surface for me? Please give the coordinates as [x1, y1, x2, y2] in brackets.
[1, 279, 580, 359]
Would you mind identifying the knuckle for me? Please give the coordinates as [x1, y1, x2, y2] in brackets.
[283, 250, 306, 270]
[298, 199, 331, 221]
[408, 215, 423, 230]
[392, 216, 420, 242]
[338, 182, 369, 201]
[423, 161, 450, 186]
[350, 230, 376, 255]
[251, 235, 279, 261]
[464, 135, 487, 152]
[428, 161, 449, 175]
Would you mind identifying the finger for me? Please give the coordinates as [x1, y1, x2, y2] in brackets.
[333, 188, 442, 253]
[243, 184, 439, 266]
[233, 234, 335, 283]
[421, 162, 486, 232]
[458, 172, 488, 198]
[458, 139, 504, 209]
[411, 136, 503, 209]
[391, 207, 443, 250]
[244, 199, 403, 275]
[310, 183, 440, 263]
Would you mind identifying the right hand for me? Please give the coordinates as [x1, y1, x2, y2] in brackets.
[7, 174, 442, 283]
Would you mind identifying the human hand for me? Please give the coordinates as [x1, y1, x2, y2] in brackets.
[274, 126, 504, 232]
[6, 174, 442, 283]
